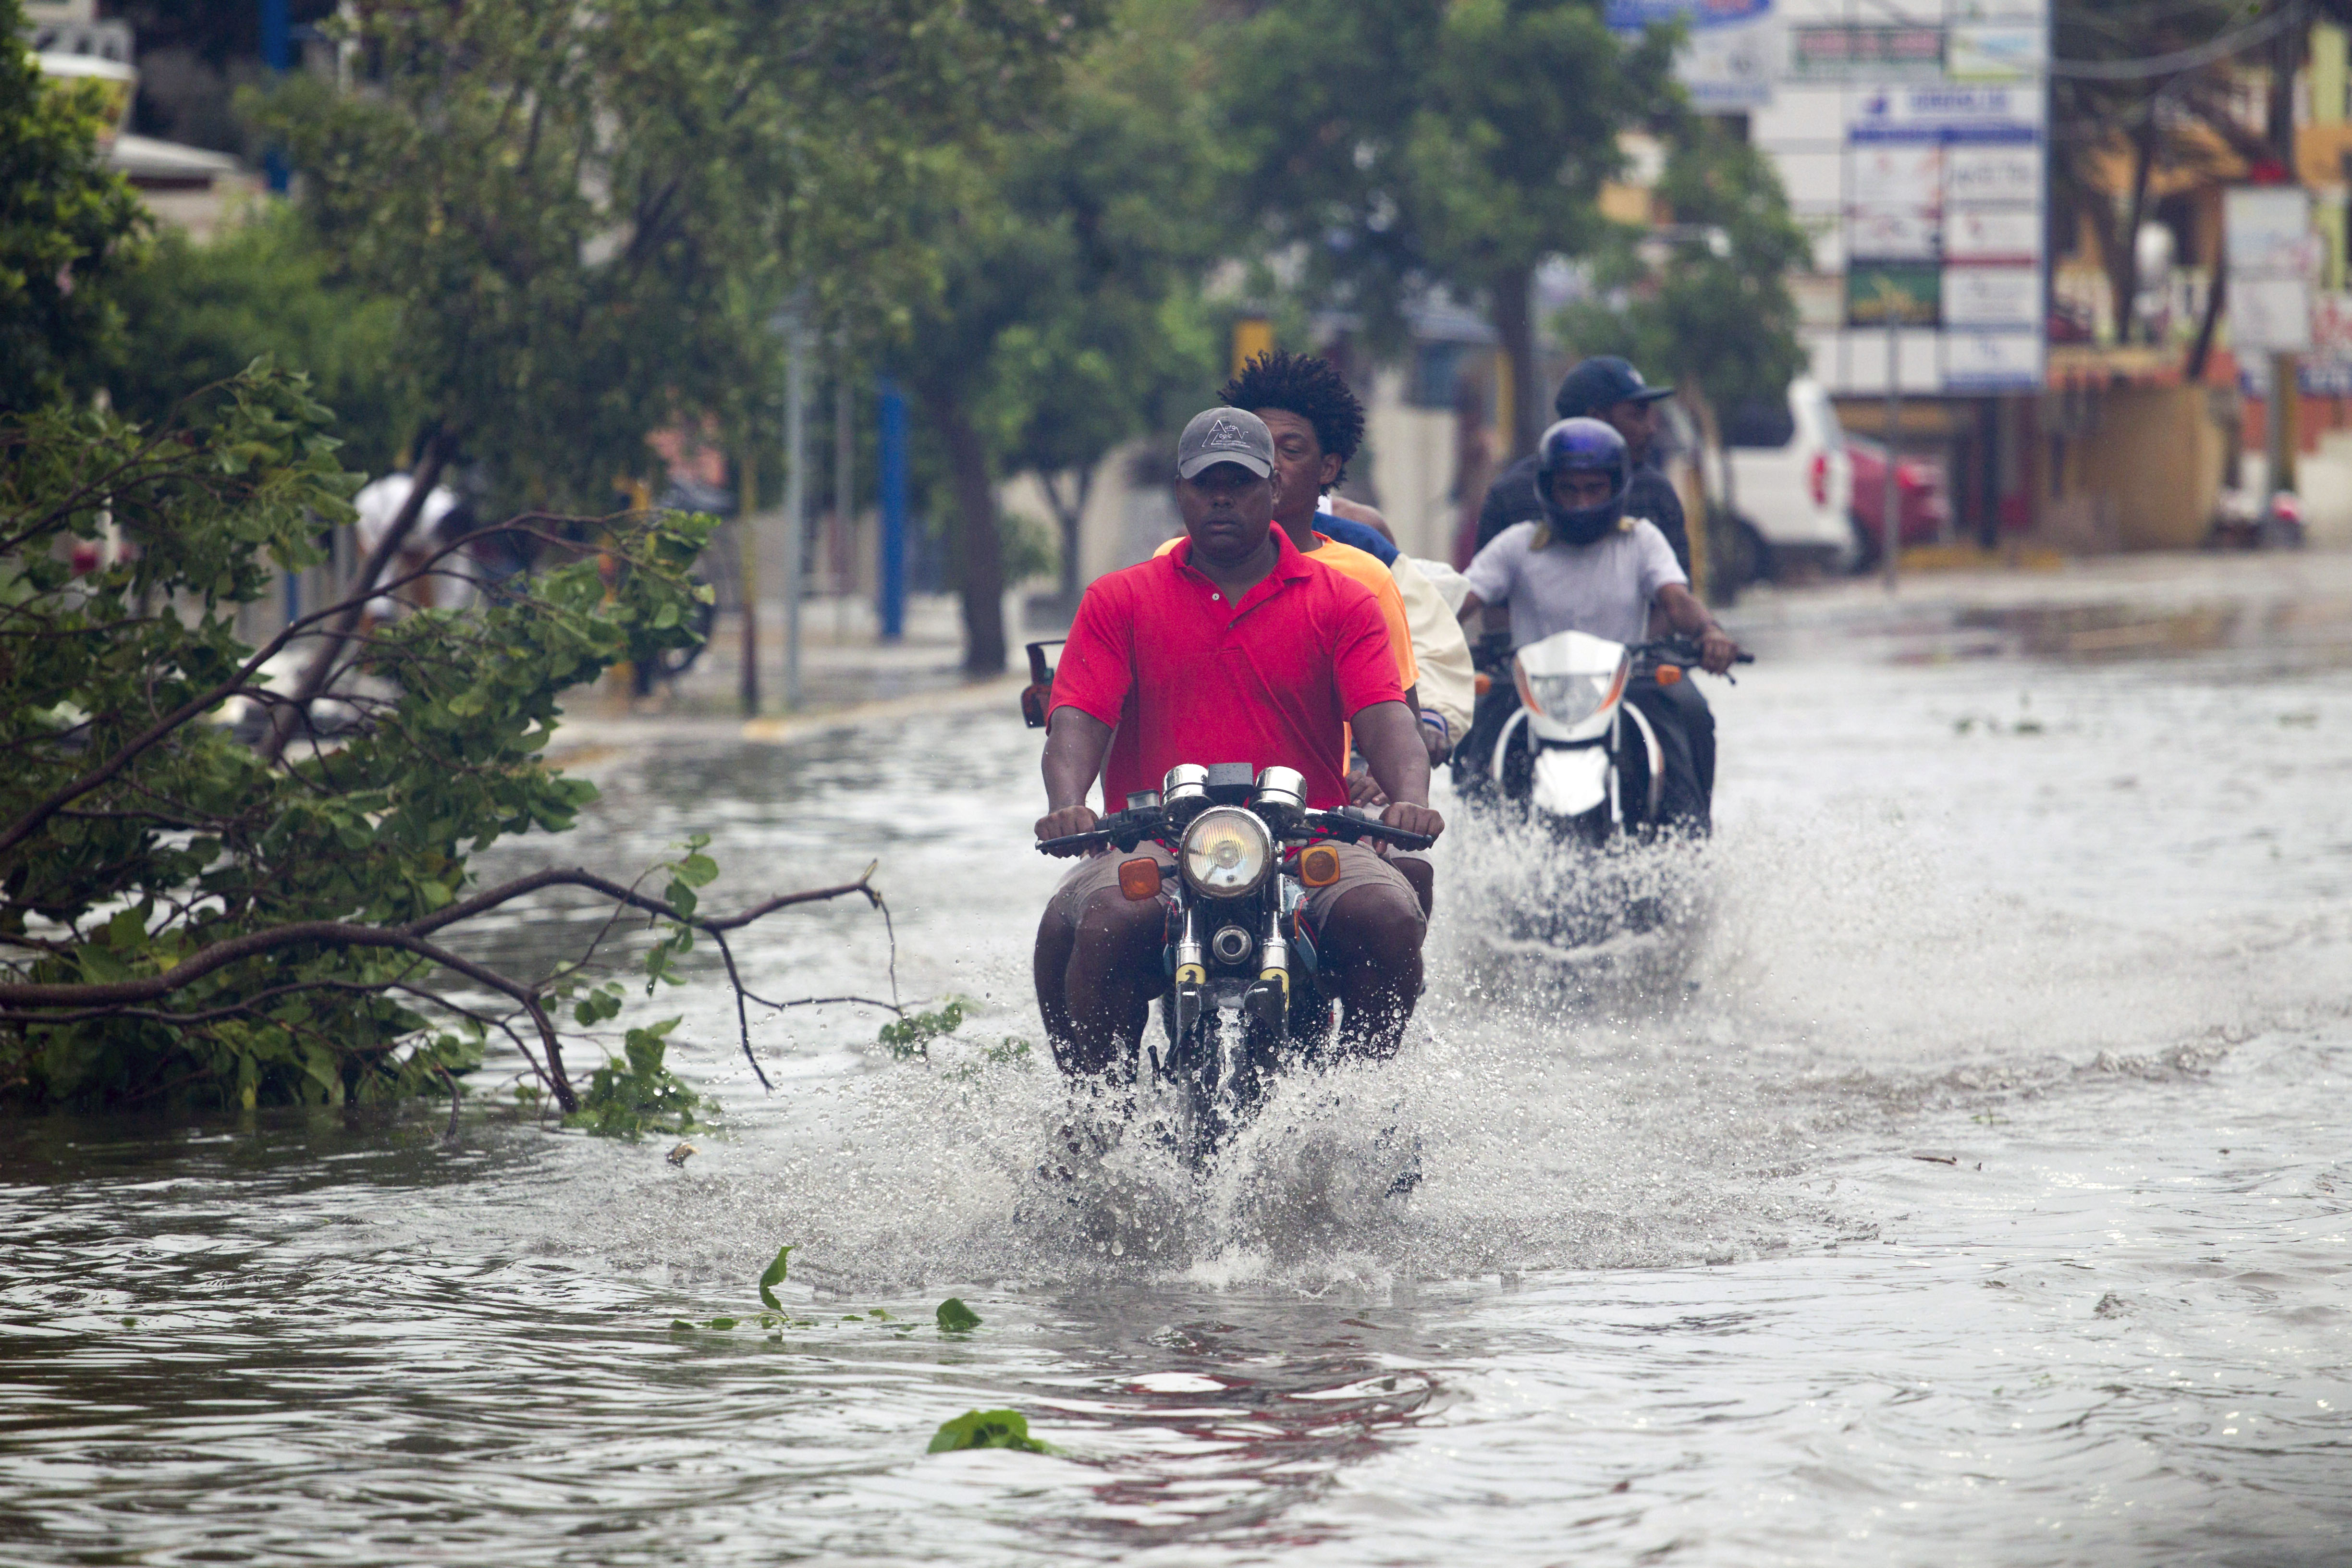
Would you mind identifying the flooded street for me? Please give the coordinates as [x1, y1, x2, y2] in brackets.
[4, 624, 2349, 1565]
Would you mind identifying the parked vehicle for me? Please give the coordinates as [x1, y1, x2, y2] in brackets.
[1700, 378, 1854, 585]
[1846, 437, 1952, 561]
[1034, 760, 1433, 1164]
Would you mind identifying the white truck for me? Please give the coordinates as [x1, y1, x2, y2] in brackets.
[1696, 377, 1856, 586]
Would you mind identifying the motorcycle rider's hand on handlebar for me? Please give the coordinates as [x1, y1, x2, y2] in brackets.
[1696, 625, 1742, 677]
[1351, 699, 1445, 846]
[1034, 804, 1100, 856]
[1036, 708, 1118, 857]
[1380, 800, 1444, 841]
[1657, 583, 1743, 676]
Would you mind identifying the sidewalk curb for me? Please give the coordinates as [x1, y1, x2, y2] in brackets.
[738, 674, 1028, 746]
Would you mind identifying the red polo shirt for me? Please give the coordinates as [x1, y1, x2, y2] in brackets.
[1049, 528, 1403, 810]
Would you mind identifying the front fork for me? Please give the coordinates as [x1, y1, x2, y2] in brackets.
[1171, 897, 1205, 1040]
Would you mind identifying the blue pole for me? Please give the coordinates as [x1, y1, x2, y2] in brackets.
[261, 1, 290, 193]
[877, 378, 908, 642]
[261, 0, 290, 69]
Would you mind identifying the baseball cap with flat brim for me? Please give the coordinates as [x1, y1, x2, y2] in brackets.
[1553, 356, 1675, 419]
[1176, 407, 1275, 479]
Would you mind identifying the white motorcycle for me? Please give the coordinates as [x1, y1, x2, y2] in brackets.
[1455, 631, 1748, 957]
[1467, 631, 1744, 840]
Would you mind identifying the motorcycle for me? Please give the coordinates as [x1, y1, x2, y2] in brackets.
[1451, 630, 1750, 961]
[1458, 630, 1749, 842]
[1036, 761, 1433, 1163]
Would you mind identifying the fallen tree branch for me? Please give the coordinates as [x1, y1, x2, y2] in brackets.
[0, 867, 887, 1114]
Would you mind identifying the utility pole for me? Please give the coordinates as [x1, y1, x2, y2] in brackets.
[1884, 310, 1900, 591]
[877, 378, 908, 642]
[736, 444, 759, 717]
[782, 311, 808, 710]
[835, 330, 853, 617]
[265, 0, 294, 630]
[2268, 0, 2306, 509]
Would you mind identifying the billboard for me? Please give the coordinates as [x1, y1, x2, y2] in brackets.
[1795, 2, 2051, 394]
[2225, 187, 2315, 354]
[1606, 0, 1779, 110]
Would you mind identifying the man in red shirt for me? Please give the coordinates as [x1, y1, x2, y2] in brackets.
[1033, 408, 1445, 1078]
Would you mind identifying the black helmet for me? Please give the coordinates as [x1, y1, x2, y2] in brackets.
[1533, 417, 1629, 546]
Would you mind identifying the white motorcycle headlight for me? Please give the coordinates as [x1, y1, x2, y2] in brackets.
[1179, 806, 1273, 899]
[1514, 654, 1629, 727]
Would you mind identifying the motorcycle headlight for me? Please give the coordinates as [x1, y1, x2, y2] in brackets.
[1514, 655, 1629, 726]
[1179, 806, 1273, 900]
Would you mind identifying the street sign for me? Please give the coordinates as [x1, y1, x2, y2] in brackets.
[1847, 263, 1942, 327]
[2225, 187, 2315, 353]
[1605, 0, 1779, 110]
[1789, 24, 1944, 80]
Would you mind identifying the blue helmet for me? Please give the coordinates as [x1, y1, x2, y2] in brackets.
[1533, 417, 1629, 546]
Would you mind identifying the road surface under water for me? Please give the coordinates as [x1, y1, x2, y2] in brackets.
[4, 622, 2349, 1565]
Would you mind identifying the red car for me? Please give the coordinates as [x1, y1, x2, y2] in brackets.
[1846, 436, 1951, 557]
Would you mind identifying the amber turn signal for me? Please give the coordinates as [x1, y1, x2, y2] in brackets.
[1655, 664, 1683, 686]
[1118, 858, 1163, 900]
[1298, 845, 1342, 888]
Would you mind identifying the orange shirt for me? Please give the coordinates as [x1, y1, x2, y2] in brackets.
[1155, 530, 1418, 689]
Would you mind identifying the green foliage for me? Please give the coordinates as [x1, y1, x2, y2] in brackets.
[564, 1023, 708, 1139]
[0, 0, 149, 416]
[928, 1409, 1056, 1456]
[0, 363, 715, 1112]
[256, 0, 1106, 520]
[758, 1245, 794, 1313]
[884, 0, 1226, 662]
[879, 1001, 966, 1061]
[1219, 0, 1678, 448]
[100, 209, 417, 479]
[935, 1298, 982, 1333]
[1554, 120, 1810, 417]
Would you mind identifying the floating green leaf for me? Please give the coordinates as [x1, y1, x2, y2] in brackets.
[706, 1317, 736, 1331]
[935, 1298, 982, 1333]
[927, 1409, 1056, 1455]
[758, 1244, 794, 1313]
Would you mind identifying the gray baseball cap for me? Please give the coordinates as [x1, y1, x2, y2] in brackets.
[1176, 407, 1274, 479]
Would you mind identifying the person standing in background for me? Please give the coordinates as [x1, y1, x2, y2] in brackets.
[1475, 356, 1689, 576]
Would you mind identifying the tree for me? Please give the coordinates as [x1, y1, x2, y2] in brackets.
[252, 0, 1101, 735]
[885, 0, 1226, 670]
[1221, 0, 1678, 458]
[0, 365, 891, 1119]
[2051, 0, 2281, 346]
[0, 0, 147, 417]
[100, 208, 417, 478]
[1555, 120, 1809, 452]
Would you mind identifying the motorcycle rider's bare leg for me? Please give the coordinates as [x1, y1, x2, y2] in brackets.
[1053, 889, 1164, 1078]
[1032, 911, 1077, 1054]
[1390, 855, 1434, 918]
[1317, 883, 1426, 1058]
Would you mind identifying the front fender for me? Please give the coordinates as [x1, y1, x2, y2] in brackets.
[1530, 745, 1609, 819]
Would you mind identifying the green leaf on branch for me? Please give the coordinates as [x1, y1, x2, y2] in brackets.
[879, 1001, 965, 1061]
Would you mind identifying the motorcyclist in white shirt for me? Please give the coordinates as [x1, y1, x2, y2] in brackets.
[1452, 418, 1742, 832]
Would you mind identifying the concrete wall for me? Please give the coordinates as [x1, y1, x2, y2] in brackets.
[1360, 368, 1465, 562]
[2045, 385, 2225, 551]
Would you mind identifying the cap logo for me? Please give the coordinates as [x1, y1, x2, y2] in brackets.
[1203, 417, 1252, 450]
